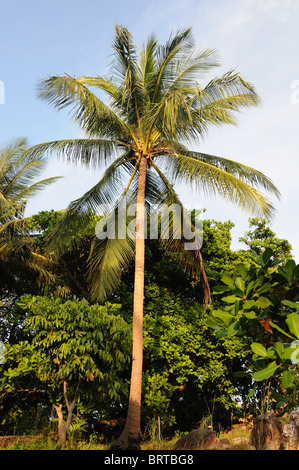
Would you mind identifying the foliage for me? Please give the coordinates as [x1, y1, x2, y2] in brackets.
[112, 236, 254, 432]
[26, 26, 280, 447]
[201, 217, 251, 286]
[207, 248, 299, 411]
[27, 26, 280, 304]
[142, 285, 249, 432]
[239, 217, 293, 262]
[0, 138, 60, 320]
[1, 216, 294, 436]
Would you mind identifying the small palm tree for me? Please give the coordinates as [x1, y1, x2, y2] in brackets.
[0, 137, 60, 295]
[29, 26, 279, 449]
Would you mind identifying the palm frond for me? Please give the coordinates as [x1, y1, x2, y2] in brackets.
[159, 152, 277, 218]
[26, 138, 120, 169]
[0, 137, 60, 285]
[89, 198, 136, 301]
[190, 70, 261, 134]
[0, 212, 34, 235]
[162, 142, 280, 196]
[0, 138, 60, 204]
[152, 27, 194, 101]
[149, 161, 211, 303]
[37, 75, 131, 139]
[111, 25, 146, 127]
[0, 137, 29, 171]
[138, 34, 158, 103]
[44, 150, 136, 256]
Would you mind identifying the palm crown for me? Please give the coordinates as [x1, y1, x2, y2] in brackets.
[0, 137, 60, 294]
[30, 26, 279, 302]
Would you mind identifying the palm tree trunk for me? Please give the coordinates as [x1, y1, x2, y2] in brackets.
[111, 153, 147, 450]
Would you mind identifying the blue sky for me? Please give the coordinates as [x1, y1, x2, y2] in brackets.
[1, 0, 299, 259]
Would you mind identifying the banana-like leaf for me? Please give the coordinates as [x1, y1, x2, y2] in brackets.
[89, 198, 136, 301]
[162, 152, 277, 218]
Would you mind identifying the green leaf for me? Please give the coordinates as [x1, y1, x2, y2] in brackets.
[282, 344, 299, 360]
[235, 263, 248, 280]
[256, 282, 272, 294]
[282, 300, 299, 310]
[251, 343, 267, 357]
[262, 248, 273, 265]
[270, 321, 295, 339]
[244, 310, 256, 319]
[243, 299, 255, 310]
[252, 361, 278, 381]
[281, 369, 293, 389]
[222, 295, 242, 304]
[215, 329, 229, 339]
[221, 272, 234, 287]
[254, 297, 271, 308]
[246, 280, 256, 296]
[227, 321, 240, 337]
[246, 385, 258, 398]
[266, 346, 276, 358]
[270, 389, 284, 403]
[286, 312, 299, 340]
[234, 370, 250, 378]
[273, 342, 285, 360]
[235, 277, 245, 293]
[211, 310, 234, 325]
[212, 285, 231, 294]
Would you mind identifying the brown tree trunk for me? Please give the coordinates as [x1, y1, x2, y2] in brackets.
[54, 380, 80, 450]
[54, 404, 66, 448]
[111, 153, 147, 450]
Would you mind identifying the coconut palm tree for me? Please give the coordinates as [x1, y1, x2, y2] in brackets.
[0, 137, 60, 297]
[29, 26, 279, 449]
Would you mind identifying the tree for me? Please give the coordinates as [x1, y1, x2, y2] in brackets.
[207, 248, 299, 413]
[0, 296, 131, 448]
[0, 138, 60, 307]
[239, 217, 292, 262]
[29, 26, 279, 448]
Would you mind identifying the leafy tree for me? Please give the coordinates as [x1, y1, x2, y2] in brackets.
[0, 296, 131, 448]
[207, 248, 299, 413]
[239, 217, 293, 262]
[142, 284, 249, 434]
[111, 233, 263, 433]
[201, 217, 249, 286]
[1, 217, 293, 438]
[27, 26, 279, 447]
